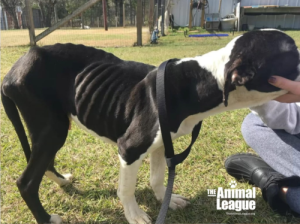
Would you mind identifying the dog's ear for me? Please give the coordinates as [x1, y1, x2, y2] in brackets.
[223, 59, 255, 107]
[231, 67, 255, 86]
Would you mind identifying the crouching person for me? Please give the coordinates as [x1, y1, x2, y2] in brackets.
[225, 76, 300, 216]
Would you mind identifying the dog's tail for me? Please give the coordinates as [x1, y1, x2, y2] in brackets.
[1, 88, 31, 162]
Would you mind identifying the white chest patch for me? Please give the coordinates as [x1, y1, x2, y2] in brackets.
[70, 115, 117, 145]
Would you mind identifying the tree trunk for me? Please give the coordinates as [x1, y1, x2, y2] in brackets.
[114, 0, 117, 16]
[136, 0, 142, 46]
[119, 0, 123, 25]
[45, 8, 52, 27]
[98, 2, 102, 26]
[123, 1, 125, 27]
[90, 8, 94, 26]
[12, 9, 20, 29]
[105, 0, 109, 28]
[157, 0, 161, 19]
[54, 3, 58, 23]
[130, 0, 132, 25]
[142, 0, 145, 23]
[149, 0, 154, 33]
[39, 0, 55, 28]
[81, 13, 84, 29]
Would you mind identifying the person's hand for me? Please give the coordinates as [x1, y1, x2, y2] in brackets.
[268, 76, 300, 103]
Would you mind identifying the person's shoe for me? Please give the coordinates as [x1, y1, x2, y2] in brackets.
[225, 153, 300, 216]
[224, 153, 278, 187]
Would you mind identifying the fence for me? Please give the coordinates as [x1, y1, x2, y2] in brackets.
[1, 0, 151, 48]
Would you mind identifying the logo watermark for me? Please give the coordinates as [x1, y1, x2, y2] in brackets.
[207, 180, 256, 215]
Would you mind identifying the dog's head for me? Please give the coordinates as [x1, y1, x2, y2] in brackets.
[223, 30, 300, 107]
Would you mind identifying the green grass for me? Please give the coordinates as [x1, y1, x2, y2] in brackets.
[1, 30, 300, 223]
[0, 27, 150, 47]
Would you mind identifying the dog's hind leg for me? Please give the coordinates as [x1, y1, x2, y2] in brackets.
[45, 159, 73, 187]
[16, 111, 69, 224]
[150, 147, 190, 210]
[117, 156, 151, 224]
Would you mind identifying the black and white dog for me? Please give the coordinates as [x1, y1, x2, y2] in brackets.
[2, 30, 300, 224]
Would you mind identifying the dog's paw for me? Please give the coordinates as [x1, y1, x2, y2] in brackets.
[153, 187, 189, 210]
[169, 194, 190, 210]
[124, 202, 151, 224]
[59, 173, 73, 186]
[45, 171, 73, 187]
[49, 214, 62, 224]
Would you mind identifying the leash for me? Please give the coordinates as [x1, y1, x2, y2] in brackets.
[155, 60, 202, 224]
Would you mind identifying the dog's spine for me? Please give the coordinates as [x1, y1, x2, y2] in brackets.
[1, 89, 31, 162]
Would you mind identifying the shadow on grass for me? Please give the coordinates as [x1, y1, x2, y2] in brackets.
[60, 184, 300, 223]
[61, 184, 84, 196]
[61, 183, 119, 200]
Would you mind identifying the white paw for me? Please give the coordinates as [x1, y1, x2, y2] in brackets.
[61, 173, 73, 184]
[45, 171, 73, 186]
[123, 199, 151, 224]
[153, 186, 189, 210]
[49, 214, 62, 224]
[57, 173, 73, 187]
[169, 194, 190, 210]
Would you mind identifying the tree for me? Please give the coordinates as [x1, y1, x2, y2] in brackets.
[0, 0, 22, 29]
[129, 0, 137, 25]
[55, 0, 68, 20]
[118, 0, 123, 26]
[36, 0, 57, 27]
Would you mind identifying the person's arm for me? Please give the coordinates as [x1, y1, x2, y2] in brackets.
[250, 101, 300, 135]
[250, 76, 300, 135]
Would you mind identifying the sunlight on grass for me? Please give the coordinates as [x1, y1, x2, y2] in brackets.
[1, 27, 149, 47]
[1, 30, 300, 223]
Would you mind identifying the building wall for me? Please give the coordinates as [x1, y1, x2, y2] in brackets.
[1, 6, 43, 30]
[0, 7, 7, 30]
[22, 8, 43, 29]
[170, 0, 300, 29]
[241, 0, 300, 29]
[0, 6, 23, 29]
[240, 0, 300, 7]
[170, 0, 237, 27]
[5, 11, 15, 29]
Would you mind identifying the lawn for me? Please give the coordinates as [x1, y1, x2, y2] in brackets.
[0, 27, 150, 47]
[1, 30, 300, 224]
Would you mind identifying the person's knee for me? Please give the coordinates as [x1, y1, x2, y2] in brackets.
[241, 113, 266, 148]
[241, 113, 259, 137]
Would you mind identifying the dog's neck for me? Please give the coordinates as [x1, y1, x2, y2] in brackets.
[176, 35, 242, 90]
[163, 58, 225, 133]
[176, 51, 226, 90]
[160, 41, 238, 133]
[161, 50, 287, 135]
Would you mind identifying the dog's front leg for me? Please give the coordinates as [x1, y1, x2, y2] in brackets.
[118, 156, 151, 224]
[150, 147, 190, 210]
